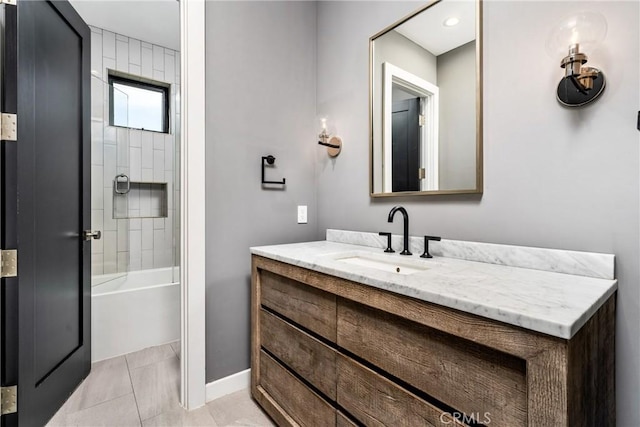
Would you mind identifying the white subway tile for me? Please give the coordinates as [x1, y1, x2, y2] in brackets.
[128, 184, 140, 211]
[129, 64, 141, 76]
[164, 136, 174, 172]
[140, 184, 152, 217]
[141, 169, 153, 181]
[116, 128, 129, 167]
[102, 31, 116, 59]
[153, 151, 164, 181]
[142, 250, 154, 270]
[152, 45, 164, 71]
[91, 208, 104, 233]
[103, 144, 116, 187]
[174, 84, 181, 116]
[129, 39, 141, 66]
[164, 53, 175, 84]
[117, 252, 129, 273]
[103, 231, 117, 273]
[166, 183, 173, 210]
[91, 31, 103, 78]
[113, 191, 128, 219]
[130, 130, 141, 147]
[141, 46, 153, 78]
[153, 231, 168, 267]
[91, 77, 104, 122]
[92, 253, 104, 276]
[130, 147, 142, 181]
[164, 227, 174, 249]
[117, 220, 129, 252]
[92, 165, 104, 210]
[116, 39, 129, 72]
[129, 254, 141, 272]
[141, 133, 153, 169]
[104, 125, 116, 145]
[142, 219, 154, 250]
[153, 70, 165, 82]
[91, 122, 104, 165]
[153, 133, 164, 151]
[153, 218, 165, 230]
[129, 218, 141, 230]
[129, 230, 142, 270]
[103, 190, 116, 231]
[175, 53, 181, 82]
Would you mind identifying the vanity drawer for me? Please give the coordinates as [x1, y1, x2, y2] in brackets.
[260, 269, 336, 341]
[337, 299, 527, 427]
[260, 350, 336, 427]
[260, 308, 337, 400]
[337, 354, 469, 427]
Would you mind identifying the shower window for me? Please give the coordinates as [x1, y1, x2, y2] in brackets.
[108, 73, 170, 133]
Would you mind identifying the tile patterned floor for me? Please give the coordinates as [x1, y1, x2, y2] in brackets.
[46, 343, 275, 427]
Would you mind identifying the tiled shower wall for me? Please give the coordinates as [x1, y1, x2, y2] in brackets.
[90, 26, 180, 275]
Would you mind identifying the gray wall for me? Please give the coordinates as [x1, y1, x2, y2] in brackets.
[316, 1, 639, 425]
[204, 1, 319, 382]
[437, 41, 476, 190]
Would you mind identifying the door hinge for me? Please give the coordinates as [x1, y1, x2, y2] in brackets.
[0, 250, 17, 278]
[418, 115, 425, 127]
[1, 386, 17, 416]
[1, 113, 17, 141]
[0, 0, 17, 6]
[418, 168, 426, 180]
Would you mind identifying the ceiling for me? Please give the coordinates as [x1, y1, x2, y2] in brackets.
[395, 0, 475, 56]
[69, 0, 180, 51]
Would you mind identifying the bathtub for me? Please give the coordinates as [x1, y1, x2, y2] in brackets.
[91, 267, 180, 362]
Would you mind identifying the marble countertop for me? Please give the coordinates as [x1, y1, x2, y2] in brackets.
[250, 240, 617, 339]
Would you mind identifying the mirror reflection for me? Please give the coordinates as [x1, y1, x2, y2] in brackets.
[370, 0, 482, 196]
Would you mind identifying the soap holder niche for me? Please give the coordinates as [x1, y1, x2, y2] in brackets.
[113, 180, 168, 219]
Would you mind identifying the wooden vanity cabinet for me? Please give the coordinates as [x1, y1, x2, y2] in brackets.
[251, 255, 615, 427]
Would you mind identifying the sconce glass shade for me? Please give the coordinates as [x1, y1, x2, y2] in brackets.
[317, 116, 342, 157]
[547, 12, 607, 107]
[546, 12, 607, 59]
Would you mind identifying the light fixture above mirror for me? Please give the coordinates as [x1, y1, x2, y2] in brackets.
[369, 0, 483, 197]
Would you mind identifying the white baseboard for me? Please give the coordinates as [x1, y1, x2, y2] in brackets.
[205, 369, 251, 402]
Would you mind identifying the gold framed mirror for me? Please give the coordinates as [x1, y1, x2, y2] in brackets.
[369, 0, 483, 197]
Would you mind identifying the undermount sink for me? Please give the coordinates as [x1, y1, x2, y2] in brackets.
[334, 252, 430, 275]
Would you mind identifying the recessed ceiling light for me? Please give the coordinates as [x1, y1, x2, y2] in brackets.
[443, 17, 460, 27]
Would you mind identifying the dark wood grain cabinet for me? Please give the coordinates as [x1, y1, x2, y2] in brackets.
[251, 255, 615, 427]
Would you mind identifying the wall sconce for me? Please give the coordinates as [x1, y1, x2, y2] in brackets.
[547, 12, 607, 107]
[318, 117, 342, 157]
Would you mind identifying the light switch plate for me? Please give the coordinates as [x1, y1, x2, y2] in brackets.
[297, 205, 308, 224]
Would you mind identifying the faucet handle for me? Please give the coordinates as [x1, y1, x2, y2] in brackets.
[420, 235, 441, 259]
[378, 232, 395, 253]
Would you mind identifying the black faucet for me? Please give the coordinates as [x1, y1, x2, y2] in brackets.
[387, 206, 411, 255]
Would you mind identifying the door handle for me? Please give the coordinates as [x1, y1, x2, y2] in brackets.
[84, 230, 102, 241]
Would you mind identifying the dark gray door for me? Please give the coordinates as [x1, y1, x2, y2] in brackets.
[1, 1, 91, 426]
[392, 98, 421, 192]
